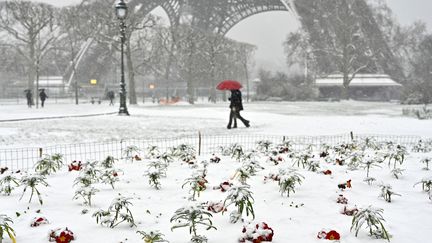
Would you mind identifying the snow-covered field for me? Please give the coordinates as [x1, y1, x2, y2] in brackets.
[1, 101, 432, 243]
[1, 140, 431, 243]
[0, 101, 431, 148]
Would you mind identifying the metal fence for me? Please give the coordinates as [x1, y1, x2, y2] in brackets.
[0, 133, 424, 171]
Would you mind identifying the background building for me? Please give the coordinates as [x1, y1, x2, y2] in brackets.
[315, 74, 403, 101]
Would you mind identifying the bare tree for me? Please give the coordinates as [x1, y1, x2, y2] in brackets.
[81, 0, 156, 105]
[0, 0, 58, 106]
[316, 0, 373, 99]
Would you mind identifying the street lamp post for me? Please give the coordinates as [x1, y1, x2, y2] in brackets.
[115, 0, 129, 115]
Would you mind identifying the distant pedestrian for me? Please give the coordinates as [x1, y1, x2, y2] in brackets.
[25, 89, 32, 108]
[227, 89, 250, 129]
[39, 89, 48, 108]
[107, 91, 115, 106]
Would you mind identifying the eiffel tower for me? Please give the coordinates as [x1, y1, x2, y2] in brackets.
[127, 0, 402, 78]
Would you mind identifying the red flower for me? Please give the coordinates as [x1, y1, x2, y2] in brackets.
[325, 230, 340, 240]
[113, 172, 118, 177]
[346, 180, 352, 188]
[56, 231, 74, 243]
[240, 222, 274, 242]
[49, 228, 74, 243]
[68, 161, 82, 172]
[323, 170, 332, 175]
[30, 217, 49, 227]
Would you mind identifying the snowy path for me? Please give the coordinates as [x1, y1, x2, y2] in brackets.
[0, 101, 431, 148]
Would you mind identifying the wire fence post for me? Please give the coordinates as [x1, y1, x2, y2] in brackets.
[198, 131, 202, 156]
[39, 148, 43, 158]
[350, 131, 354, 141]
[120, 139, 124, 160]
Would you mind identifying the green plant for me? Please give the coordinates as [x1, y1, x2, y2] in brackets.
[223, 184, 255, 223]
[292, 151, 313, 168]
[74, 174, 96, 187]
[390, 168, 404, 179]
[351, 206, 390, 241]
[240, 160, 263, 178]
[171, 144, 197, 164]
[93, 196, 136, 228]
[363, 177, 376, 186]
[414, 177, 432, 192]
[124, 145, 141, 162]
[19, 174, 49, 205]
[136, 230, 169, 243]
[182, 171, 207, 201]
[230, 144, 244, 162]
[347, 152, 364, 170]
[362, 137, 379, 150]
[100, 169, 120, 189]
[379, 184, 401, 203]
[278, 169, 304, 197]
[101, 156, 117, 168]
[148, 160, 168, 177]
[74, 162, 100, 187]
[34, 153, 64, 175]
[73, 186, 99, 206]
[145, 167, 164, 190]
[159, 152, 174, 164]
[277, 140, 293, 153]
[0, 214, 16, 243]
[81, 162, 101, 179]
[170, 203, 216, 243]
[146, 145, 160, 159]
[0, 175, 19, 195]
[387, 145, 407, 169]
[306, 160, 320, 172]
[420, 157, 431, 170]
[361, 157, 382, 178]
[233, 168, 251, 184]
[256, 140, 273, 154]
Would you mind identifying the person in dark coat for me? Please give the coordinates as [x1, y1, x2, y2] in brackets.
[227, 89, 250, 129]
[25, 89, 32, 108]
[39, 89, 48, 108]
[107, 91, 115, 106]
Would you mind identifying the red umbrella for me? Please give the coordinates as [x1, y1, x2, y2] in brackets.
[216, 80, 243, 90]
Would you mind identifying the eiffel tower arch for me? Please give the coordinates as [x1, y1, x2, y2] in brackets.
[126, 0, 401, 79]
[127, 0, 295, 35]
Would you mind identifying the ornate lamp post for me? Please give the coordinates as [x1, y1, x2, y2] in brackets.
[115, 0, 129, 115]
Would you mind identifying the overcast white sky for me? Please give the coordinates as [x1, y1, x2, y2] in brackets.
[26, 0, 432, 72]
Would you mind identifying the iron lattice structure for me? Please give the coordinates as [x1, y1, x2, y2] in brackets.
[128, 0, 292, 35]
[126, 0, 402, 79]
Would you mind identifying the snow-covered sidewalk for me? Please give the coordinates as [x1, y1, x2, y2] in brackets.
[0, 101, 431, 148]
[0, 103, 117, 122]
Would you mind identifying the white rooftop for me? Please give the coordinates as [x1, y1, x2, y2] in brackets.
[315, 74, 402, 87]
[34, 76, 64, 86]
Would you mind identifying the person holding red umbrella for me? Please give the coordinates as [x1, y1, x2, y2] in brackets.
[217, 80, 250, 129]
[227, 89, 250, 129]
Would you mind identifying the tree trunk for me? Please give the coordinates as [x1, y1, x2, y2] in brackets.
[28, 39, 36, 105]
[342, 71, 350, 100]
[209, 61, 216, 103]
[125, 40, 137, 105]
[187, 75, 195, 104]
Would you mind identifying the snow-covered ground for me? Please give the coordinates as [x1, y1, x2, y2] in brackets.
[1, 141, 431, 243]
[0, 101, 430, 148]
[1, 101, 432, 243]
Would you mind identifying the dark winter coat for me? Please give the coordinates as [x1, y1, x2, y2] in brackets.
[25, 91, 32, 99]
[39, 91, 48, 101]
[107, 91, 115, 99]
[229, 90, 243, 111]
